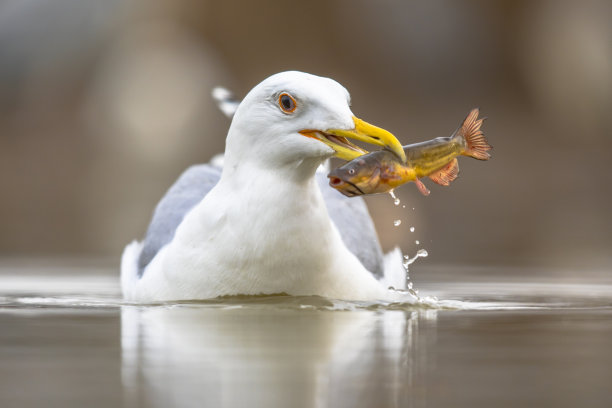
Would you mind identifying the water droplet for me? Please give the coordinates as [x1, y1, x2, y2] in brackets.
[412, 207, 415, 210]
[402, 205, 406, 209]
[389, 190, 400, 206]
[416, 249, 428, 257]
[393, 219, 401, 226]
[415, 240, 420, 245]
[409, 226, 415, 232]
[402, 248, 429, 268]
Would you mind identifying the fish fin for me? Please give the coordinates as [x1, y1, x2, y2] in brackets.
[429, 158, 459, 186]
[458, 108, 492, 160]
[414, 178, 430, 196]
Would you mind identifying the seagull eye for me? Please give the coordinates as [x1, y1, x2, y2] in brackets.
[278, 93, 297, 113]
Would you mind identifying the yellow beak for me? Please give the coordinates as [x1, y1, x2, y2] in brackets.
[300, 116, 406, 163]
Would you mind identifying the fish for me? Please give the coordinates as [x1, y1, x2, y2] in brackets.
[327, 108, 491, 197]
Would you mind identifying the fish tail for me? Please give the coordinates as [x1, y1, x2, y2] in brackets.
[456, 108, 492, 160]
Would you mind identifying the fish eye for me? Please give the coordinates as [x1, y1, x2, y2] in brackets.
[348, 168, 355, 175]
[278, 93, 297, 114]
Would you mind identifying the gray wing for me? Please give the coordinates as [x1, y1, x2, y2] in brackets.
[137, 164, 222, 277]
[137, 163, 384, 279]
[316, 172, 385, 278]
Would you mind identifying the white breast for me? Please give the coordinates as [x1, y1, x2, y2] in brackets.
[129, 164, 388, 301]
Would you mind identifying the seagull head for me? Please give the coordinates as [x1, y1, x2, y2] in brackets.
[225, 71, 405, 172]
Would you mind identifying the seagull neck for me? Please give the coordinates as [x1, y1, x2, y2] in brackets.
[221, 153, 324, 185]
[216, 156, 331, 228]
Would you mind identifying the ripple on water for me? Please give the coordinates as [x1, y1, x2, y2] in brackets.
[1, 275, 612, 312]
[3, 291, 611, 313]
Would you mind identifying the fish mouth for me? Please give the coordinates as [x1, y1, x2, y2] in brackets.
[328, 176, 365, 197]
[300, 116, 406, 162]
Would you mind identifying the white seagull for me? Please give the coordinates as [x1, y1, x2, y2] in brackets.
[121, 71, 408, 302]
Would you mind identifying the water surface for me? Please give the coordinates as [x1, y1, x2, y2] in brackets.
[1, 263, 611, 408]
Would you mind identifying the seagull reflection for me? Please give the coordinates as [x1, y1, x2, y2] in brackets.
[121, 303, 437, 408]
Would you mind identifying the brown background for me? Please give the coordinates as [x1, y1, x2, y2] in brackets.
[0, 0, 610, 273]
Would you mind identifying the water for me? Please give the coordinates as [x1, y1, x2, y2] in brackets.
[389, 190, 400, 206]
[403, 249, 429, 268]
[1, 263, 612, 408]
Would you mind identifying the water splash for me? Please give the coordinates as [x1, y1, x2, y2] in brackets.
[390, 190, 401, 227]
[394, 249, 429, 299]
[383, 195, 430, 302]
[389, 190, 400, 206]
[403, 249, 428, 268]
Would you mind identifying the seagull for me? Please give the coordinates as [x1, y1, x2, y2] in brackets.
[121, 71, 408, 302]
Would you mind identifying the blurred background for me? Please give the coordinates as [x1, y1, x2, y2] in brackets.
[0, 0, 610, 275]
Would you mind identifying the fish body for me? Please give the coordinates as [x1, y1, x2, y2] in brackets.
[328, 108, 491, 196]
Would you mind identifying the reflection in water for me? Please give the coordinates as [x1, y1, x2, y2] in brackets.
[121, 305, 437, 408]
[3, 271, 612, 407]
